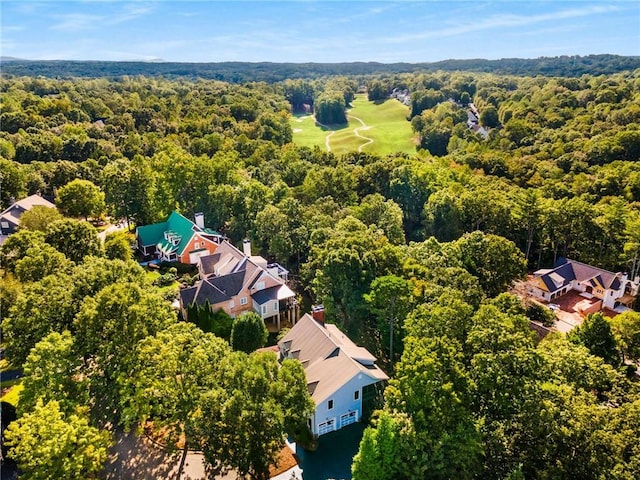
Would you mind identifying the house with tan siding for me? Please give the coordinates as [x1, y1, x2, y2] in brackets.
[179, 239, 298, 331]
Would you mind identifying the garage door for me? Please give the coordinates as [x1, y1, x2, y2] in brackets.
[317, 419, 335, 435]
[340, 411, 357, 428]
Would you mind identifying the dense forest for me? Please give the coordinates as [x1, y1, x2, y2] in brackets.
[1, 63, 640, 479]
[2, 54, 640, 81]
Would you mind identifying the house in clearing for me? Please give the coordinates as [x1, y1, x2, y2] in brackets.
[179, 239, 298, 331]
[278, 306, 388, 437]
[0, 194, 56, 236]
[136, 211, 222, 264]
[528, 257, 640, 313]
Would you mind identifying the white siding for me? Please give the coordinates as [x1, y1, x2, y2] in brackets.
[311, 373, 379, 436]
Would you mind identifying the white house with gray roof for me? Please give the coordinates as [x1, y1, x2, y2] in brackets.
[529, 257, 639, 312]
[278, 307, 388, 436]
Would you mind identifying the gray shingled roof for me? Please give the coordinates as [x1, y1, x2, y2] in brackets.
[279, 314, 388, 404]
[251, 285, 280, 305]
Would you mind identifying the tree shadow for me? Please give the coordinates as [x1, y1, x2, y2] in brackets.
[104, 429, 206, 480]
[316, 122, 349, 132]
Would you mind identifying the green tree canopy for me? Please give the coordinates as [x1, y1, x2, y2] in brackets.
[14, 243, 73, 283]
[18, 331, 86, 416]
[103, 231, 132, 261]
[0, 229, 46, 273]
[569, 312, 622, 367]
[45, 218, 102, 263]
[18, 205, 63, 232]
[230, 311, 269, 353]
[56, 179, 105, 220]
[195, 352, 314, 480]
[5, 399, 112, 480]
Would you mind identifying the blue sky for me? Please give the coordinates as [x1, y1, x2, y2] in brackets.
[2, 1, 639, 63]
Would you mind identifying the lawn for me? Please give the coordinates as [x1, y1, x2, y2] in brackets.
[291, 94, 417, 156]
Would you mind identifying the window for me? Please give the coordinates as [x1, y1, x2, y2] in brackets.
[194, 242, 200, 249]
[328, 399, 334, 410]
[255, 281, 265, 290]
[273, 300, 278, 311]
[1, 221, 9, 229]
[229, 300, 235, 309]
[240, 297, 248, 305]
[261, 305, 267, 315]
[354, 390, 360, 401]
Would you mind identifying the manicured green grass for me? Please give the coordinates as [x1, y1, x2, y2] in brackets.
[291, 94, 417, 156]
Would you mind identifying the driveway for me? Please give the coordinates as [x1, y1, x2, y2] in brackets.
[104, 430, 236, 480]
[98, 221, 128, 243]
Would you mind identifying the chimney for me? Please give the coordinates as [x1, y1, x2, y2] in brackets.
[194, 212, 205, 229]
[312, 304, 325, 326]
[243, 239, 252, 257]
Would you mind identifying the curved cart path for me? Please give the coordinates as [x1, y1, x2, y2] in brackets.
[347, 114, 374, 152]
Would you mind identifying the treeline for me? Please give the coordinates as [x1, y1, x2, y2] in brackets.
[2, 54, 639, 81]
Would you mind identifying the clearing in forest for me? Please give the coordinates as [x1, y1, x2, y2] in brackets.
[291, 94, 416, 156]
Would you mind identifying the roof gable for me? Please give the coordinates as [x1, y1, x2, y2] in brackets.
[279, 314, 388, 404]
[136, 211, 199, 255]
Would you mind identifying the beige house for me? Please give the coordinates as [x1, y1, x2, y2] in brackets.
[1, 194, 55, 236]
[179, 240, 298, 331]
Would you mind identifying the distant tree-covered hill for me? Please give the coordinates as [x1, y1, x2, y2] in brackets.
[1, 54, 638, 82]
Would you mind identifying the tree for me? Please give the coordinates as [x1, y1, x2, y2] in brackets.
[304, 216, 403, 329]
[19, 205, 63, 232]
[5, 400, 111, 480]
[352, 194, 405, 245]
[385, 336, 482, 479]
[230, 311, 268, 353]
[69, 256, 146, 304]
[0, 229, 46, 273]
[45, 218, 102, 263]
[3, 274, 76, 365]
[186, 303, 234, 342]
[364, 275, 412, 367]
[103, 231, 132, 261]
[479, 106, 499, 128]
[18, 331, 85, 416]
[195, 352, 314, 480]
[14, 243, 74, 283]
[569, 312, 621, 367]
[367, 80, 387, 101]
[451, 231, 527, 298]
[0, 273, 21, 322]
[121, 323, 231, 474]
[352, 411, 416, 480]
[74, 283, 176, 421]
[56, 179, 105, 220]
[315, 91, 347, 125]
[610, 311, 640, 363]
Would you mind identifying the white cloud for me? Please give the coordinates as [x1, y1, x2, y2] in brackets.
[381, 4, 621, 44]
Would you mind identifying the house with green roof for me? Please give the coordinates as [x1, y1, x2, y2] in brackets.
[136, 211, 222, 264]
